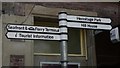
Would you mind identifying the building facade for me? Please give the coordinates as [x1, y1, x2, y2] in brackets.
[0, 2, 120, 67]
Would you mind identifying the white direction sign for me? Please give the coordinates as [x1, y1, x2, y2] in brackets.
[67, 15, 111, 24]
[7, 24, 60, 33]
[67, 22, 112, 30]
[6, 32, 67, 40]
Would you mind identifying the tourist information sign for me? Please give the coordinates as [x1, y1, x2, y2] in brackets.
[6, 32, 67, 41]
[6, 11, 112, 68]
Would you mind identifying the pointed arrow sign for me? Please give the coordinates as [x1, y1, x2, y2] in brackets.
[6, 24, 60, 33]
[67, 15, 111, 24]
[67, 22, 112, 30]
[6, 32, 67, 41]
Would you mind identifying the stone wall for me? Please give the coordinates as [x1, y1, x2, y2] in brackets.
[2, 3, 34, 66]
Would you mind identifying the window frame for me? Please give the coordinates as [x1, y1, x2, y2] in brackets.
[33, 15, 87, 57]
[40, 61, 80, 68]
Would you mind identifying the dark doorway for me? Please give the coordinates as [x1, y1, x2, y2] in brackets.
[95, 31, 120, 67]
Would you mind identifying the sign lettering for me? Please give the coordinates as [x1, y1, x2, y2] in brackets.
[67, 22, 112, 30]
[6, 32, 67, 40]
[67, 15, 111, 24]
[7, 24, 60, 33]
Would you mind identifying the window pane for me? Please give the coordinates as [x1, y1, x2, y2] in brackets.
[34, 17, 82, 55]
[68, 28, 81, 54]
[34, 40, 60, 53]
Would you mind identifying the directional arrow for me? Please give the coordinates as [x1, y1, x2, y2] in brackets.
[67, 15, 111, 24]
[67, 22, 112, 30]
[6, 32, 67, 41]
[6, 24, 60, 33]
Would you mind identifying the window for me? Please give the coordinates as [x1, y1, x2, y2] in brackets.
[40, 62, 80, 68]
[34, 16, 87, 56]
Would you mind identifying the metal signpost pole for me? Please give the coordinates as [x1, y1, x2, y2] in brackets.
[59, 11, 68, 68]
[6, 11, 112, 68]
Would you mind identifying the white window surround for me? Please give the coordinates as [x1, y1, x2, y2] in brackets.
[40, 61, 80, 68]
